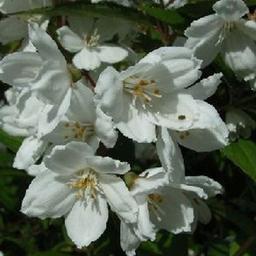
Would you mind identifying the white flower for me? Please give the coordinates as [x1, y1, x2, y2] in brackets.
[170, 73, 229, 152]
[0, 88, 45, 137]
[95, 47, 202, 143]
[21, 141, 138, 248]
[0, 23, 83, 133]
[226, 108, 256, 139]
[121, 128, 223, 256]
[185, 0, 256, 86]
[153, 0, 187, 9]
[56, 16, 128, 70]
[0, 87, 49, 170]
[41, 81, 117, 149]
[91, 0, 132, 7]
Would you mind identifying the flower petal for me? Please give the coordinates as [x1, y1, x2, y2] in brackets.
[222, 30, 256, 81]
[185, 176, 223, 198]
[116, 104, 156, 143]
[73, 48, 101, 70]
[44, 141, 94, 175]
[29, 23, 66, 65]
[56, 26, 84, 53]
[151, 187, 194, 233]
[171, 101, 229, 152]
[213, 0, 248, 21]
[99, 174, 138, 223]
[97, 45, 128, 63]
[13, 136, 47, 170]
[187, 73, 223, 100]
[65, 196, 108, 248]
[156, 128, 185, 183]
[147, 93, 200, 130]
[21, 170, 76, 219]
[0, 52, 43, 88]
[131, 167, 169, 196]
[95, 107, 118, 148]
[87, 157, 130, 175]
[120, 222, 140, 256]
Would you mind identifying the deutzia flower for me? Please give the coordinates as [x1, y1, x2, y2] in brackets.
[56, 16, 128, 70]
[91, 0, 132, 7]
[185, 0, 256, 88]
[41, 82, 117, 149]
[121, 129, 222, 256]
[21, 141, 138, 248]
[153, 0, 187, 9]
[121, 128, 223, 256]
[95, 46, 226, 144]
[226, 108, 256, 140]
[0, 23, 84, 132]
[0, 88, 48, 170]
[170, 74, 229, 152]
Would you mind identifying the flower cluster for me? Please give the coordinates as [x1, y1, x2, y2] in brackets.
[0, 0, 255, 255]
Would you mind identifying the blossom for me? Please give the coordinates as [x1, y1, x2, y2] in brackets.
[56, 16, 128, 70]
[91, 0, 132, 7]
[21, 141, 138, 248]
[0, 23, 83, 133]
[120, 128, 223, 256]
[41, 81, 117, 149]
[226, 108, 256, 140]
[185, 0, 256, 87]
[153, 0, 187, 9]
[95, 46, 227, 144]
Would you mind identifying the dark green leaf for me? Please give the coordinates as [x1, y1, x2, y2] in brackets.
[222, 140, 256, 182]
[11, 2, 152, 25]
[142, 5, 185, 26]
[0, 129, 22, 152]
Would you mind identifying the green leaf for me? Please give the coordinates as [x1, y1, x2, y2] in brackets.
[222, 140, 256, 182]
[0, 129, 22, 152]
[11, 2, 152, 25]
[142, 5, 185, 26]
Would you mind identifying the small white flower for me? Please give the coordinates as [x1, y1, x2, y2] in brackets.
[153, 0, 187, 9]
[95, 47, 204, 143]
[226, 108, 256, 140]
[21, 141, 138, 248]
[0, 23, 85, 133]
[41, 82, 117, 149]
[121, 128, 223, 255]
[91, 0, 132, 7]
[57, 16, 128, 70]
[185, 0, 256, 86]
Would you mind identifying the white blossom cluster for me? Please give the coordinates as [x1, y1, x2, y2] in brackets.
[0, 0, 255, 255]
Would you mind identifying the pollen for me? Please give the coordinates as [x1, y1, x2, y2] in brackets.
[68, 168, 98, 200]
[63, 122, 94, 142]
[123, 76, 162, 105]
[84, 29, 100, 48]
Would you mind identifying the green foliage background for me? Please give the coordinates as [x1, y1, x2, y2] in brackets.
[0, 0, 256, 255]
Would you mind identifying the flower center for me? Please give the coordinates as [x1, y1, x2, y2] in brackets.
[68, 168, 99, 199]
[123, 76, 162, 105]
[83, 29, 100, 48]
[64, 122, 94, 141]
